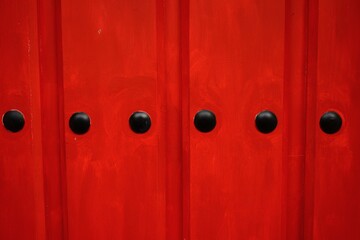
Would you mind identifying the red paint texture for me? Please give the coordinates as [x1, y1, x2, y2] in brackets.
[1, 0, 360, 239]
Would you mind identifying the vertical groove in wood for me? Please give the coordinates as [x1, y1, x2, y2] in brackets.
[157, 0, 183, 239]
[180, 0, 190, 239]
[37, 0, 68, 239]
[282, 0, 308, 239]
[304, 0, 319, 239]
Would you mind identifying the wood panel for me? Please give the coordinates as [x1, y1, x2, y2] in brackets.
[307, 0, 360, 239]
[0, 0, 46, 239]
[188, 0, 285, 239]
[60, 0, 168, 239]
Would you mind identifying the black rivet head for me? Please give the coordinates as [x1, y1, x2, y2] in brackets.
[69, 112, 91, 134]
[255, 110, 278, 134]
[2, 110, 25, 133]
[194, 110, 216, 133]
[129, 111, 151, 134]
[320, 111, 342, 134]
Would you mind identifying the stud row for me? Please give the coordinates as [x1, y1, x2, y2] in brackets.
[1, 109, 342, 135]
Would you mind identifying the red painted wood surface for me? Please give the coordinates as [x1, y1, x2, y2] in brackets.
[0, 1, 46, 239]
[305, 0, 360, 239]
[188, 0, 284, 239]
[60, 0, 168, 239]
[1, 0, 360, 239]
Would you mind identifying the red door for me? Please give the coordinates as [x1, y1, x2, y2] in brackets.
[1, 0, 360, 240]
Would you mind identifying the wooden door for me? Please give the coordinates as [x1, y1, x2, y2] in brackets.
[1, 0, 360, 239]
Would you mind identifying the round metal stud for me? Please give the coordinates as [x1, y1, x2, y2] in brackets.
[194, 110, 216, 133]
[255, 110, 278, 134]
[129, 111, 151, 134]
[69, 112, 91, 135]
[320, 111, 342, 134]
[2, 110, 25, 133]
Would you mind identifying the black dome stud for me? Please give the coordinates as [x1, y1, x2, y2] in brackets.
[194, 110, 216, 133]
[69, 112, 91, 134]
[255, 110, 278, 134]
[320, 111, 342, 134]
[2, 110, 25, 133]
[129, 111, 151, 134]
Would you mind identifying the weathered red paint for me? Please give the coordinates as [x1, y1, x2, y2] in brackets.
[0, 1, 46, 239]
[188, 0, 284, 239]
[306, 1, 360, 239]
[1, 0, 360, 239]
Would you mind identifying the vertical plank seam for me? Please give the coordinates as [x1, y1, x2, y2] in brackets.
[36, 0, 69, 238]
[54, 0, 69, 238]
[304, 0, 319, 239]
[180, 0, 190, 238]
[282, 0, 308, 239]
